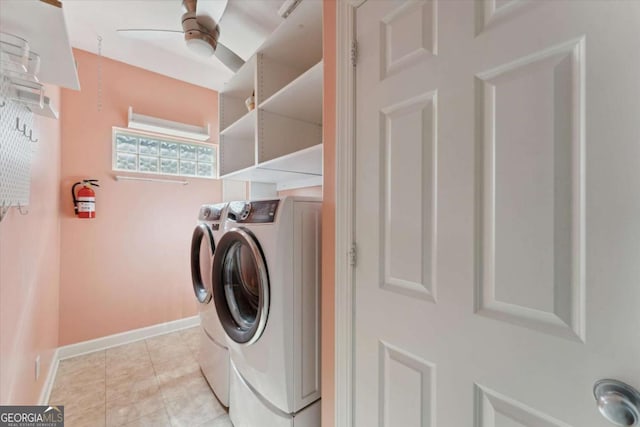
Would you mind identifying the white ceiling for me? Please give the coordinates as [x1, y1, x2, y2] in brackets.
[62, 0, 285, 90]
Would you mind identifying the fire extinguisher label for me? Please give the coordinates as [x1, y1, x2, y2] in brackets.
[77, 197, 95, 213]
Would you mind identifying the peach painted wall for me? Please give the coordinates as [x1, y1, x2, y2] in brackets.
[0, 85, 62, 404]
[322, 1, 336, 426]
[59, 49, 221, 345]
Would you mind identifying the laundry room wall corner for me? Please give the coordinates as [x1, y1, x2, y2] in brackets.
[0, 84, 62, 405]
[59, 49, 222, 345]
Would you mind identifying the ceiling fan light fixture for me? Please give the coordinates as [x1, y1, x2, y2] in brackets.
[185, 35, 215, 56]
[117, 0, 245, 71]
[181, 9, 218, 57]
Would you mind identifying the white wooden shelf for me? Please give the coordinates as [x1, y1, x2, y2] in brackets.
[259, 61, 323, 125]
[128, 107, 210, 141]
[259, 144, 322, 175]
[221, 144, 321, 179]
[18, 90, 59, 119]
[220, 109, 256, 139]
[221, 167, 321, 186]
[220, 144, 322, 191]
[0, 1, 80, 90]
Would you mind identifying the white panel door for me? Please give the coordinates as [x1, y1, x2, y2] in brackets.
[354, 1, 640, 426]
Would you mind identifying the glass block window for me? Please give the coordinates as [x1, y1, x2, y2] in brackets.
[113, 129, 217, 178]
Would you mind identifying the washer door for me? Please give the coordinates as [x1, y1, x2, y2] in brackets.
[212, 227, 269, 345]
[191, 223, 215, 304]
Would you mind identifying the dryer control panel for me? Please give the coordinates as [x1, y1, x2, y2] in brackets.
[199, 203, 225, 222]
[227, 200, 279, 223]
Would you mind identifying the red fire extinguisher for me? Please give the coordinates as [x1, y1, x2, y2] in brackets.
[72, 179, 99, 219]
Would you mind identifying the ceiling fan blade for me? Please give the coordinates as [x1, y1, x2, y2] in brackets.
[214, 42, 244, 72]
[116, 29, 184, 41]
[214, 0, 282, 60]
[196, 0, 228, 24]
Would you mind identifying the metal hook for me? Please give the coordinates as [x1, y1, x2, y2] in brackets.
[29, 132, 38, 143]
[15, 117, 27, 135]
[0, 100, 5, 108]
[16, 202, 28, 215]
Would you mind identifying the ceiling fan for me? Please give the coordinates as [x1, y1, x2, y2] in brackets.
[117, 0, 245, 72]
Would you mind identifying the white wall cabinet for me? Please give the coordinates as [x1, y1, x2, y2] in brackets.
[0, 0, 80, 90]
[218, 0, 323, 191]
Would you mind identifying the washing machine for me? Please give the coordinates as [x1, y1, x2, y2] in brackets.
[212, 196, 322, 427]
[190, 202, 230, 407]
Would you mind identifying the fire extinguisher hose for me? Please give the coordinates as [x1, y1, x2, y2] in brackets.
[71, 182, 81, 215]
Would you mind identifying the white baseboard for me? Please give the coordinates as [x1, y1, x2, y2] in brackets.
[38, 315, 200, 404]
[38, 348, 59, 405]
[57, 315, 200, 360]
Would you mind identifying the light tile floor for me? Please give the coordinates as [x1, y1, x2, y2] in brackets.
[48, 327, 233, 427]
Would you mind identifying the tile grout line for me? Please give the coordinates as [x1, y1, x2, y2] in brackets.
[147, 333, 182, 426]
[103, 350, 107, 427]
[117, 342, 157, 426]
[147, 330, 208, 426]
[119, 339, 164, 427]
[144, 337, 173, 427]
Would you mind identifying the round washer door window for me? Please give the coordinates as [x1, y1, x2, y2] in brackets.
[190, 224, 215, 304]
[212, 228, 269, 344]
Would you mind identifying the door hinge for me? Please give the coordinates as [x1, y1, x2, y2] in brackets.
[350, 40, 358, 67]
[349, 243, 357, 267]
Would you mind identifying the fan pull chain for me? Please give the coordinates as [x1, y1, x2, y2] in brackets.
[97, 35, 103, 112]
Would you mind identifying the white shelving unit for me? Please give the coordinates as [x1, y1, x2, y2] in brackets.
[218, 0, 323, 190]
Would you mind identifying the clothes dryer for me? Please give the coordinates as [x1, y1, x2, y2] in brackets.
[191, 203, 230, 407]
